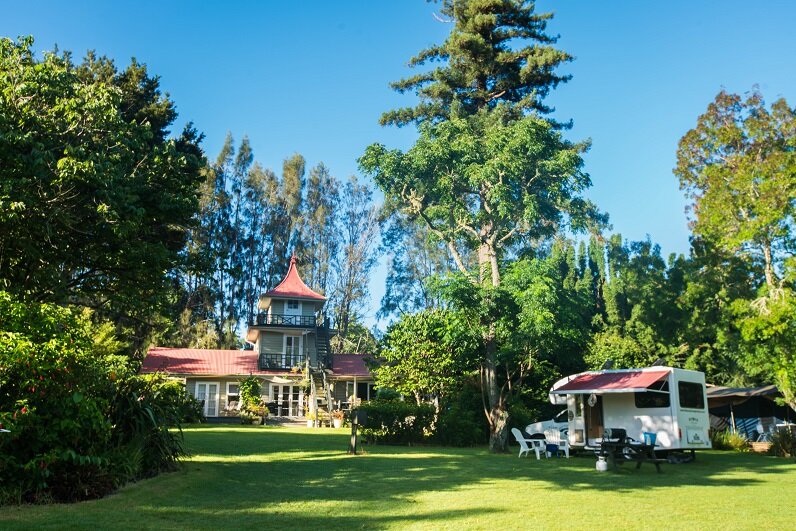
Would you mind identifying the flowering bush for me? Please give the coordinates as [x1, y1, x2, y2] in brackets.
[0, 293, 189, 504]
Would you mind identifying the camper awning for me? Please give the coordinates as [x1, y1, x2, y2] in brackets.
[706, 384, 780, 408]
[551, 370, 670, 395]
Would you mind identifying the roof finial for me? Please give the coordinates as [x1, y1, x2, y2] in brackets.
[289, 253, 297, 267]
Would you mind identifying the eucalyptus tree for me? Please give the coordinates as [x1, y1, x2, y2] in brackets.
[330, 176, 380, 346]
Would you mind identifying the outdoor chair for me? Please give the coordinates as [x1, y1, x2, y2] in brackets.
[544, 428, 570, 458]
[512, 428, 546, 460]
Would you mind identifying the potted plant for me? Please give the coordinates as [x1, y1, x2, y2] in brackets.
[331, 409, 345, 429]
[306, 410, 318, 428]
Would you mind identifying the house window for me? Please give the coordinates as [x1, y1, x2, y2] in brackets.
[287, 300, 299, 310]
[227, 383, 240, 403]
[347, 382, 376, 401]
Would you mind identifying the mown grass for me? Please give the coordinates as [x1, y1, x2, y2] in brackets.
[1, 424, 794, 530]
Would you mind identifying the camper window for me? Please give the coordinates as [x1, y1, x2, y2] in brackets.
[634, 379, 670, 408]
[678, 381, 705, 409]
[635, 391, 670, 408]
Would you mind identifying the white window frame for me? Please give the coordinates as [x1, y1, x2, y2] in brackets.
[283, 334, 303, 367]
[226, 382, 240, 401]
[195, 381, 220, 417]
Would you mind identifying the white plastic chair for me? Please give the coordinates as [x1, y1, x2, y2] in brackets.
[512, 428, 546, 460]
[544, 428, 570, 458]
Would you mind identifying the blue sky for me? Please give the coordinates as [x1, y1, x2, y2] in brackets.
[4, 1, 796, 328]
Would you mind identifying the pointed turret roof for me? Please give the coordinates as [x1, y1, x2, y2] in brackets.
[264, 255, 326, 301]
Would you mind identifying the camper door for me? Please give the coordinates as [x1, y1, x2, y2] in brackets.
[567, 395, 586, 445]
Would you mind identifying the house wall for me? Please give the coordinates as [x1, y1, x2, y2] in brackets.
[259, 331, 284, 355]
[306, 332, 317, 365]
[270, 300, 285, 314]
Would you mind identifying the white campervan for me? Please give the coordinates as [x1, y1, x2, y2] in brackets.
[549, 366, 711, 452]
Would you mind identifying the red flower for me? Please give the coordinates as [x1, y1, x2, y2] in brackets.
[20, 407, 28, 414]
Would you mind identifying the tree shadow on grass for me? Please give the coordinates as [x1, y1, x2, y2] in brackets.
[129, 426, 795, 528]
[3, 426, 792, 530]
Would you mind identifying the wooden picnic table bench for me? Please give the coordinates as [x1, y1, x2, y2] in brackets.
[598, 440, 666, 473]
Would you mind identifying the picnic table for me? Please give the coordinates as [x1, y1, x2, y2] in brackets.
[598, 439, 666, 473]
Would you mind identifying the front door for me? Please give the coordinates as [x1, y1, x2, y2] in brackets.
[195, 382, 219, 417]
[272, 384, 303, 417]
[568, 395, 586, 445]
[585, 395, 604, 443]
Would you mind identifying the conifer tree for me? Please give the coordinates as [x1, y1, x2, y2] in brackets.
[381, 0, 572, 127]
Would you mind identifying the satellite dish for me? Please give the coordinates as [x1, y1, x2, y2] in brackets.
[651, 357, 667, 367]
[601, 359, 614, 370]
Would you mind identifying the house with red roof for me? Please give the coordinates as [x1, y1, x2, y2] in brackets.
[141, 256, 375, 420]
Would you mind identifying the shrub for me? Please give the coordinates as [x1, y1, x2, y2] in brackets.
[357, 400, 434, 445]
[0, 294, 119, 503]
[375, 388, 402, 401]
[710, 429, 750, 451]
[435, 402, 487, 447]
[0, 293, 190, 504]
[770, 428, 796, 458]
[108, 373, 190, 481]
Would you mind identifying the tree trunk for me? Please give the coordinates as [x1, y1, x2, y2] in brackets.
[478, 225, 508, 452]
[763, 241, 775, 289]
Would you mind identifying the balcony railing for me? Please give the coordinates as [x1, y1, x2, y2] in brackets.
[260, 353, 306, 370]
[252, 313, 317, 327]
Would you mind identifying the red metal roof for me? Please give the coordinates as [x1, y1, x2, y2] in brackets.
[141, 347, 281, 376]
[552, 369, 670, 394]
[332, 354, 373, 377]
[264, 255, 326, 301]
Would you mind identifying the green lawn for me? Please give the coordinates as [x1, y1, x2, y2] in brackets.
[1, 425, 794, 530]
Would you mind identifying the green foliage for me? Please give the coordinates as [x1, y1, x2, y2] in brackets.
[434, 402, 488, 447]
[675, 89, 796, 289]
[376, 309, 478, 402]
[770, 428, 796, 458]
[381, 0, 572, 126]
[0, 294, 188, 504]
[734, 289, 796, 411]
[357, 400, 435, 445]
[107, 373, 189, 481]
[710, 430, 750, 452]
[363, 110, 599, 258]
[375, 388, 402, 402]
[0, 37, 204, 335]
[238, 376, 267, 418]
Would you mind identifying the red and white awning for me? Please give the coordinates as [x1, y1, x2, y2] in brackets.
[550, 369, 670, 395]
